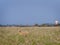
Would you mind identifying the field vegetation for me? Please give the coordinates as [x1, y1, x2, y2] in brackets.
[0, 27, 60, 45]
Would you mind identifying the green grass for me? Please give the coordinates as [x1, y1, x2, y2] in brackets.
[0, 27, 60, 45]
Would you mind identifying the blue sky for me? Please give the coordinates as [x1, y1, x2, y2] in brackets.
[0, 0, 60, 25]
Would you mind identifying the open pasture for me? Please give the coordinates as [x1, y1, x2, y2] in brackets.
[0, 27, 60, 45]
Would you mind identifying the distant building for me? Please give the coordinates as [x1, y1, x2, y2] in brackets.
[55, 20, 59, 25]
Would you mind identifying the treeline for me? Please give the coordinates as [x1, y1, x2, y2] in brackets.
[0, 23, 60, 27]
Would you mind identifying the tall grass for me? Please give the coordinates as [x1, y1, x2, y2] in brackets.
[0, 27, 60, 45]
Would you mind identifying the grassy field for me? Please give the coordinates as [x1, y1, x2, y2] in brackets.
[0, 27, 60, 45]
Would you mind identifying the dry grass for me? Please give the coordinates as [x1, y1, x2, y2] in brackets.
[0, 27, 60, 45]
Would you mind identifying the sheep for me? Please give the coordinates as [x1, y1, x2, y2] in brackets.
[18, 30, 29, 36]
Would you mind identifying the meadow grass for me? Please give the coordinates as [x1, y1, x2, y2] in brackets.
[0, 27, 60, 45]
